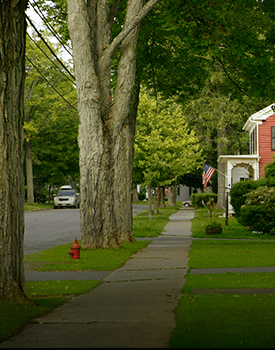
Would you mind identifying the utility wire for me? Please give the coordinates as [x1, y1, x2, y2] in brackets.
[26, 15, 75, 82]
[27, 33, 75, 85]
[26, 55, 78, 112]
[30, 0, 73, 58]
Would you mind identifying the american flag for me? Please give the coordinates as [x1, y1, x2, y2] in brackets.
[202, 164, 216, 188]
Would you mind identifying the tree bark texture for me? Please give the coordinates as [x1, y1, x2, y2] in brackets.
[167, 185, 177, 206]
[25, 140, 34, 204]
[0, 0, 29, 302]
[132, 188, 139, 202]
[160, 187, 165, 208]
[66, 0, 158, 248]
[147, 186, 152, 220]
[113, 85, 140, 242]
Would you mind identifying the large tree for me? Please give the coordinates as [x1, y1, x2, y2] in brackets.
[0, 0, 30, 302]
[66, 0, 160, 249]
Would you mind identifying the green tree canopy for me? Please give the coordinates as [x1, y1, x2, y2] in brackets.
[134, 92, 203, 188]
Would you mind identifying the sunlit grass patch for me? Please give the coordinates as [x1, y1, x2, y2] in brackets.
[24, 240, 149, 271]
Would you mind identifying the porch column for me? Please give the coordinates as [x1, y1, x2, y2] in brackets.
[227, 162, 233, 212]
[227, 162, 233, 189]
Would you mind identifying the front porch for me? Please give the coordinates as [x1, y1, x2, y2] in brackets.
[218, 155, 260, 211]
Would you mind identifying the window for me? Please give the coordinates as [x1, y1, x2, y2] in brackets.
[250, 127, 257, 154]
[272, 127, 275, 151]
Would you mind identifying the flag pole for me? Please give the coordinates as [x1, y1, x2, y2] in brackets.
[215, 168, 228, 178]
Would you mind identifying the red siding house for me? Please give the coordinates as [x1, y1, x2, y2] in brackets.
[218, 103, 275, 208]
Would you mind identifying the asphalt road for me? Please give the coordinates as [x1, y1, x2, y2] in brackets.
[24, 204, 148, 256]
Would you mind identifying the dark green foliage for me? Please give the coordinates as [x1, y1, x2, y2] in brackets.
[239, 205, 275, 234]
[238, 186, 275, 234]
[191, 193, 217, 208]
[138, 192, 146, 201]
[264, 154, 275, 179]
[205, 220, 222, 230]
[231, 177, 275, 218]
[230, 180, 260, 217]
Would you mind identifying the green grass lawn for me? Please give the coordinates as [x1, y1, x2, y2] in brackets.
[1, 279, 102, 342]
[24, 202, 53, 211]
[24, 240, 149, 271]
[25, 280, 102, 297]
[183, 272, 275, 293]
[0, 297, 68, 342]
[171, 294, 275, 348]
[189, 240, 275, 268]
[192, 207, 275, 239]
[170, 207, 275, 348]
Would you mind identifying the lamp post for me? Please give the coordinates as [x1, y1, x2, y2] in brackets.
[225, 185, 231, 225]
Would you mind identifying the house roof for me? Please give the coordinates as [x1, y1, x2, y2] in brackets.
[243, 103, 275, 132]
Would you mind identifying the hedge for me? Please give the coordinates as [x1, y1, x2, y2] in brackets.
[230, 177, 275, 217]
[191, 193, 218, 208]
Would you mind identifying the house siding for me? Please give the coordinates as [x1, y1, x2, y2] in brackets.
[258, 114, 275, 177]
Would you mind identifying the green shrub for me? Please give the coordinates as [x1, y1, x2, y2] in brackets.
[191, 193, 217, 208]
[230, 178, 275, 218]
[239, 186, 275, 233]
[138, 193, 146, 201]
[205, 220, 222, 229]
[230, 180, 260, 217]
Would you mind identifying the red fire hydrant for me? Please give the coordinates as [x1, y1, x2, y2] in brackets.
[68, 238, 81, 259]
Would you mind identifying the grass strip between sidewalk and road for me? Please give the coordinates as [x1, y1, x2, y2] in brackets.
[1, 203, 179, 343]
[171, 207, 275, 348]
[24, 241, 149, 271]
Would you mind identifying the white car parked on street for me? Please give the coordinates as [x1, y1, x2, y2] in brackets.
[54, 189, 80, 209]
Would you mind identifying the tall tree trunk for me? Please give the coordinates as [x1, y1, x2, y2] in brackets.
[148, 186, 152, 220]
[167, 185, 177, 206]
[0, 0, 30, 303]
[154, 188, 158, 215]
[48, 184, 51, 205]
[132, 187, 139, 202]
[160, 187, 165, 208]
[114, 84, 140, 242]
[67, 0, 158, 248]
[25, 140, 34, 204]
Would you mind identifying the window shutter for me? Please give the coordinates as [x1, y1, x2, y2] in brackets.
[271, 126, 275, 151]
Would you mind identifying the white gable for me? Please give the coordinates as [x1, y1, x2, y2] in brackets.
[243, 103, 275, 133]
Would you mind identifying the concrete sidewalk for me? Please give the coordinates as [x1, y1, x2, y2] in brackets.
[1, 208, 195, 349]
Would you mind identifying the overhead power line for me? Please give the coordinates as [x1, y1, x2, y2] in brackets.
[27, 33, 75, 85]
[30, 0, 73, 58]
[26, 15, 75, 82]
[26, 55, 78, 112]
